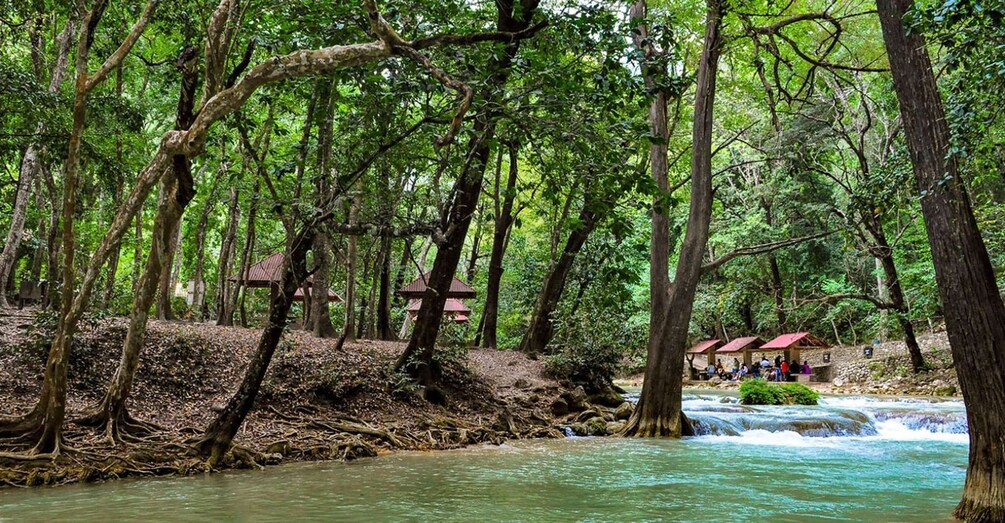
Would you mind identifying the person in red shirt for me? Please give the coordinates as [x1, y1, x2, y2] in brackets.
[780, 360, 789, 381]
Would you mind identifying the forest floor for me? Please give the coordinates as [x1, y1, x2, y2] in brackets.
[0, 308, 624, 488]
[619, 328, 960, 397]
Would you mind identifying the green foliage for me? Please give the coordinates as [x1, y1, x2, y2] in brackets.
[545, 306, 644, 392]
[739, 379, 785, 405]
[740, 379, 819, 405]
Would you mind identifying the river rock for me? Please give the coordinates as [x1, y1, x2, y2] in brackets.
[588, 388, 625, 408]
[562, 386, 589, 412]
[265, 440, 291, 456]
[708, 376, 722, 385]
[550, 397, 569, 416]
[575, 410, 601, 422]
[584, 416, 609, 436]
[833, 378, 845, 387]
[606, 421, 626, 434]
[614, 402, 633, 421]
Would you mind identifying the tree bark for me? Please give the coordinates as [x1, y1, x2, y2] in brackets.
[216, 185, 241, 325]
[395, 0, 540, 394]
[624, 0, 723, 438]
[630, 0, 673, 379]
[480, 142, 520, 348]
[876, 2, 1005, 518]
[197, 228, 314, 464]
[518, 202, 598, 354]
[308, 79, 337, 337]
[77, 44, 201, 439]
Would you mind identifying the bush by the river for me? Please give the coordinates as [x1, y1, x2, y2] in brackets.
[740, 379, 820, 405]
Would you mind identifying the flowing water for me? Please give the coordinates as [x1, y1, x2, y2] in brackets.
[0, 391, 968, 522]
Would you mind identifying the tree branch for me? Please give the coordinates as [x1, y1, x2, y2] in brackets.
[701, 230, 834, 273]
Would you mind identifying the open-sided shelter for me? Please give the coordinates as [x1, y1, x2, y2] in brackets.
[229, 252, 314, 289]
[715, 336, 766, 367]
[760, 332, 829, 363]
[406, 298, 472, 323]
[397, 272, 476, 300]
[293, 287, 342, 303]
[687, 339, 723, 355]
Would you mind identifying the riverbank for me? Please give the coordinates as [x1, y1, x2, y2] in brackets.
[618, 330, 960, 397]
[0, 312, 588, 488]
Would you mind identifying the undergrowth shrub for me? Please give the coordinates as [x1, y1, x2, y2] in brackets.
[740, 379, 819, 405]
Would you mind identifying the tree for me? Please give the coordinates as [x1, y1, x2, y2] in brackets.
[876, 0, 1005, 518]
[624, 0, 724, 437]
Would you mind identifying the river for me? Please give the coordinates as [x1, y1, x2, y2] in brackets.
[0, 392, 968, 522]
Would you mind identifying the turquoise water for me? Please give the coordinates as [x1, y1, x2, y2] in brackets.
[0, 393, 968, 522]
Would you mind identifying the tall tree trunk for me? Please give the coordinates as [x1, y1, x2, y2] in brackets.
[155, 210, 182, 320]
[630, 0, 672, 379]
[479, 142, 520, 349]
[308, 79, 337, 337]
[395, 0, 540, 395]
[101, 64, 126, 310]
[197, 228, 313, 464]
[234, 181, 260, 328]
[868, 220, 925, 371]
[877, 1, 1005, 519]
[764, 205, 787, 330]
[624, 0, 723, 438]
[377, 235, 394, 340]
[216, 185, 240, 325]
[342, 187, 362, 341]
[192, 163, 224, 320]
[77, 44, 201, 439]
[518, 202, 598, 354]
[0, 12, 77, 307]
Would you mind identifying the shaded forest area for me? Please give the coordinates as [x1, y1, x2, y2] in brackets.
[1, 0, 1004, 519]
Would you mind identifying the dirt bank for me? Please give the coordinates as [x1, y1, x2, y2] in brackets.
[0, 311, 591, 487]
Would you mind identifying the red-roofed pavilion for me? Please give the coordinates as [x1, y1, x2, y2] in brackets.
[397, 272, 476, 300]
[687, 339, 723, 355]
[761, 332, 829, 362]
[715, 336, 766, 366]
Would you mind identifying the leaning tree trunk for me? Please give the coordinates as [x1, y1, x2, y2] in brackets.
[876, 0, 1005, 519]
[624, 0, 723, 438]
[192, 166, 224, 320]
[518, 204, 598, 355]
[395, 0, 540, 393]
[479, 142, 519, 349]
[197, 228, 313, 464]
[0, 1, 158, 453]
[77, 44, 201, 440]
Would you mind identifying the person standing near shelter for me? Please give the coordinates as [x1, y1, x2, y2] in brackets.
[780, 360, 789, 381]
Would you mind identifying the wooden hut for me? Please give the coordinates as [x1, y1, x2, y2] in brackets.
[687, 339, 723, 355]
[715, 336, 766, 367]
[406, 298, 472, 323]
[397, 272, 476, 300]
[229, 252, 314, 289]
[292, 287, 342, 303]
[760, 332, 829, 364]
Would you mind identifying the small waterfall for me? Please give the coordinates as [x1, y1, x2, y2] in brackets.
[871, 412, 968, 434]
[560, 426, 576, 438]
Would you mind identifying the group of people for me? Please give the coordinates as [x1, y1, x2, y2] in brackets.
[705, 355, 812, 382]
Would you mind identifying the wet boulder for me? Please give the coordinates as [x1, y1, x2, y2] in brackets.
[575, 409, 601, 423]
[614, 402, 634, 421]
[606, 421, 626, 434]
[550, 397, 570, 417]
[561, 386, 589, 412]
